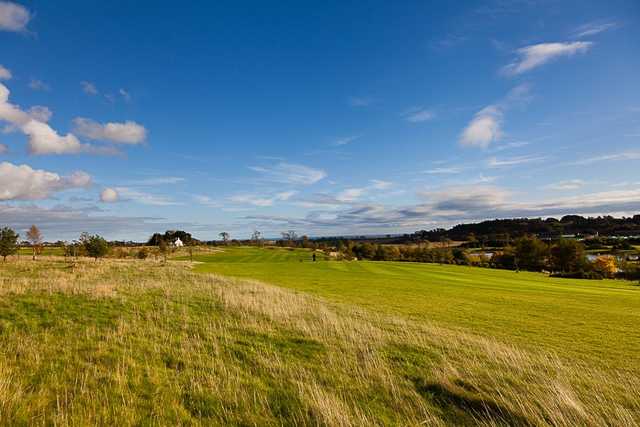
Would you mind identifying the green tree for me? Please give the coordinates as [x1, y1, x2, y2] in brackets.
[549, 239, 586, 273]
[82, 234, 110, 260]
[513, 235, 549, 271]
[0, 227, 19, 261]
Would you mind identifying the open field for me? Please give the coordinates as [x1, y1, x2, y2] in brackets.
[187, 247, 640, 375]
[0, 254, 639, 425]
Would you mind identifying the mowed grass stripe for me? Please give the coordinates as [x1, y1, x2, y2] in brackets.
[187, 247, 640, 373]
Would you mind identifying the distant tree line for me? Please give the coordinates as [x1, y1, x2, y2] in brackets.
[408, 215, 640, 244]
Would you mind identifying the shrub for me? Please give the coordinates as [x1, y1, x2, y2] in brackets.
[137, 247, 149, 259]
[81, 234, 110, 260]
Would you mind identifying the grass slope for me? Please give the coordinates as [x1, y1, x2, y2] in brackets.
[1, 258, 639, 425]
[189, 247, 640, 374]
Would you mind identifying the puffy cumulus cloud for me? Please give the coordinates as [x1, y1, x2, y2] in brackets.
[249, 162, 327, 185]
[80, 81, 98, 95]
[73, 118, 147, 144]
[460, 106, 503, 148]
[0, 161, 92, 200]
[0, 83, 90, 155]
[0, 1, 30, 32]
[28, 79, 50, 91]
[502, 42, 592, 75]
[0, 64, 11, 80]
[27, 106, 52, 123]
[100, 188, 119, 203]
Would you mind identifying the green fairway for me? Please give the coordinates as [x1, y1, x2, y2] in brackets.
[189, 246, 640, 373]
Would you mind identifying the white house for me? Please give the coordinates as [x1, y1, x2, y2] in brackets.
[174, 238, 184, 247]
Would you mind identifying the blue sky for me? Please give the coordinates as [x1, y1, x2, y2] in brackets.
[1, 0, 639, 241]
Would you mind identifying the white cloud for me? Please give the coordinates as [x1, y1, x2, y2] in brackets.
[571, 150, 640, 165]
[0, 143, 7, 154]
[572, 21, 618, 38]
[545, 179, 584, 190]
[0, 161, 91, 200]
[0, 83, 95, 155]
[336, 188, 366, 202]
[370, 179, 392, 190]
[100, 188, 119, 203]
[230, 190, 297, 207]
[487, 155, 546, 167]
[333, 135, 360, 146]
[347, 96, 373, 107]
[119, 88, 131, 102]
[502, 42, 592, 75]
[0, 1, 30, 32]
[460, 84, 531, 149]
[73, 118, 147, 144]
[403, 108, 435, 123]
[0, 65, 11, 80]
[29, 79, 49, 91]
[28, 106, 52, 122]
[114, 187, 179, 206]
[423, 167, 463, 175]
[249, 162, 326, 185]
[460, 105, 503, 148]
[126, 176, 184, 186]
[193, 194, 221, 208]
[80, 81, 98, 95]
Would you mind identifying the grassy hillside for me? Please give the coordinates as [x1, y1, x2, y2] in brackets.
[189, 247, 640, 374]
[1, 254, 638, 425]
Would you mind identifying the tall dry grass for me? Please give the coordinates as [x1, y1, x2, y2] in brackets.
[0, 257, 638, 426]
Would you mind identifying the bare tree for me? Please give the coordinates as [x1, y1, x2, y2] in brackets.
[251, 230, 262, 246]
[281, 230, 297, 242]
[26, 225, 43, 261]
[219, 232, 230, 244]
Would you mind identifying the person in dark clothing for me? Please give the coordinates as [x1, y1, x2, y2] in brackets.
[312, 253, 316, 262]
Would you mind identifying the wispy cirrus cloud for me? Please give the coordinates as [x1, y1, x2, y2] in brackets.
[460, 84, 531, 148]
[571, 21, 618, 38]
[488, 154, 546, 168]
[545, 179, 584, 191]
[402, 107, 435, 123]
[332, 135, 360, 146]
[502, 41, 592, 75]
[249, 162, 326, 185]
[114, 187, 180, 206]
[229, 191, 297, 207]
[423, 167, 463, 175]
[347, 96, 374, 107]
[570, 150, 640, 166]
